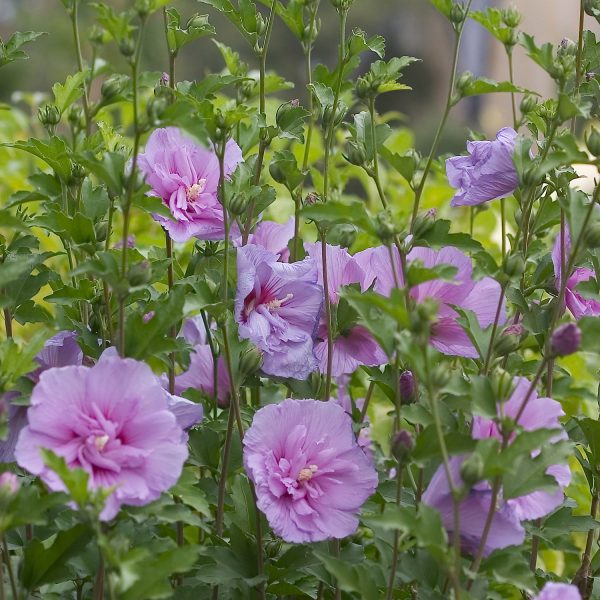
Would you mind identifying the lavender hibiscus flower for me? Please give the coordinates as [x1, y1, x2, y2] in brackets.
[446, 127, 518, 207]
[15, 353, 189, 520]
[138, 127, 243, 242]
[357, 245, 506, 358]
[247, 217, 295, 262]
[552, 226, 600, 319]
[235, 245, 323, 380]
[534, 583, 581, 600]
[243, 398, 378, 542]
[305, 243, 387, 376]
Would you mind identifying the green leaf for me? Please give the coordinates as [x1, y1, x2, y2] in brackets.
[428, 0, 453, 18]
[6, 137, 72, 180]
[52, 70, 90, 115]
[77, 151, 126, 197]
[276, 101, 310, 142]
[0, 31, 46, 68]
[459, 77, 532, 99]
[198, 0, 259, 46]
[300, 200, 376, 235]
[21, 525, 93, 590]
[166, 8, 215, 54]
[418, 219, 483, 252]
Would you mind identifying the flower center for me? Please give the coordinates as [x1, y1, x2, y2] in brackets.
[186, 178, 207, 201]
[263, 293, 293, 311]
[297, 464, 318, 484]
[94, 434, 110, 452]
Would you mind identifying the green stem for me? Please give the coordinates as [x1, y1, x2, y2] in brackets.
[410, 2, 472, 231]
[507, 48, 518, 131]
[320, 231, 334, 401]
[71, 0, 92, 136]
[481, 282, 508, 374]
[571, 1, 585, 134]
[1, 537, 16, 600]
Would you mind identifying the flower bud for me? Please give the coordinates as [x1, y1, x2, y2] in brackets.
[38, 104, 61, 127]
[558, 38, 577, 58]
[119, 38, 136, 58]
[159, 72, 170, 87]
[239, 346, 264, 378]
[391, 429, 414, 464]
[503, 253, 525, 278]
[304, 192, 321, 206]
[586, 71, 597, 82]
[143, 310, 155, 324]
[264, 540, 282, 559]
[147, 96, 168, 123]
[344, 141, 367, 167]
[449, 2, 467, 25]
[584, 223, 600, 249]
[501, 7, 521, 27]
[101, 75, 127, 100]
[127, 260, 152, 287]
[503, 28, 519, 48]
[95, 222, 108, 243]
[337, 224, 357, 249]
[520, 94, 537, 115]
[228, 194, 249, 216]
[355, 77, 370, 100]
[412, 208, 437, 238]
[551, 322, 581, 356]
[89, 25, 105, 46]
[134, 0, 151, 18]
[70, 163, 86, 184]
[375, 210, 396, 244]
[586, 128, 600, 157]
[460, 454, 484, 486]
[67, 105, 85, 129]
[455, 71, 474, 95]
[494, 324, 524, 356]
[0, 472, 20, 496]
[399, 370, 416, 405]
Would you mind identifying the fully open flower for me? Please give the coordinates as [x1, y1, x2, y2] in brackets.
[305, 243, 387, 376]
[243, 398, 378, 542]
[236, 245, 322, 380]
[472, 376, 570, 521]
[15, 353, 189, 521]
[357, 245, 505, 358]
[446, 127, 518, 207]
[247, 217, 295, 262]
[552, 227, 600, 319]
[138, 127, 243, 242]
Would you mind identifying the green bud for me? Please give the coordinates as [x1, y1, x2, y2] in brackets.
[391, 430, 414, 464]
[337, 224, 357, 249]
[522, 165, 542, 187]
[89, 25, 106, 46]
[127, 260, 152, 287]
[412, 208, 437, 238]
[493, 324, 524, 356]
[146, 96, 168, 123]
[264, 540, 282, 559]
[520, 94, 537, 115]
[558, 38, 578, 57]
[134, 0, 151, 18]
[584, 222, 600, 248]
[70, 163, 86, 183]
[38, 104, 61, 127]
[460, 453, 484, 486]
[101, 75, 127, 100]
[269, 162, 286, 185]
[502, 28, 519, 48]
[239, 346, 264, 379]
[344, 141, 367, 167]
[67, 104, 85, 129]
[256, 13, 267, 37]
[304, 192, 321, 206]
[375, 210, 396, 243]
[95, 222, 108, 243]
[586, 128, 600, 157]
[213, 127, 225, 142]
[228, 194, 249, 216]
[501, 7, 521, 27]
[355, 77, 370, 100]
[449, 2, 467, 25]
[503, 253, 525, 278]
[119, 38, 136, 58]
[455, 71, 474, 94]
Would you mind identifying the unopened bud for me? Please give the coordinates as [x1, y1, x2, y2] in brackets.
[494, 323, 524, 356]
[134, 0, 151, 18]
[460, 454, 484, 486]
[38, 104, 61, 127]
[412, 208, 437, 238]
[503, 253, 525, 278]
[344, 141, 367, 167]
[228, 194, 249, 216]
[119, 38, 136, 58]
[520, 94, 537, 115]
[551, 322, 581, 356]
[586, 128, 600, 157]
[160, 72, 170, 87]
[127, 260, 152, 287]
[455, 71, 474, 95]
[501, 7, 521, 28]
[391, 429, 414, 463]
[399, 370, 416, 404]
[304, 192, 321, 206]
[449, 2, 467, 25]
[143, 310, 155, 324]
[375, 210, 396, 243]
[337, 224, 357, 249]
[356, 77, 370, 99]
[147, 96, 168, 123]
[0, 472, 20, 496]
[67, 105, 85, 129]
[265, 540, 282, 558]
[586, 72, 597, 82]
[95, 222, 108, 243]
[101, 75, 127, 100]
[239, 346, 264, 378]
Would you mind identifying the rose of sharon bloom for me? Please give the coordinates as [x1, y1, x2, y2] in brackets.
[172, 316, 231, 406]
[552, 226, 600, 319]
[472, 376, 570, 521]
[247, 217, 295, 262]
[243, 399, 378, 542]
[446, 127, 518, 207]
[0, 331, 83, 464]
[138, 127, 243, 242]
[15, 354, 189, 521]
[534, 583, 581, 600]
[305, 243, 387, 376]
[423, 455, 526, 556]
[357, 245, 506, 358]
[236, 245, 323, 380]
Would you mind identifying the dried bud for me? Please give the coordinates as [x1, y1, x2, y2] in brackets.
[0, 472, 20, 496]
[127, 260, 152, 287]
[399, 370, 416, 404]
[304, 192, 321, 206]
[391, 429, 414, 464]
[558, 38, 577, 57]
[551, 323, 581, 356]
[38, 104, 61, 127]
[586, 128, 600, 157]
[460, 454, 484, 486]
